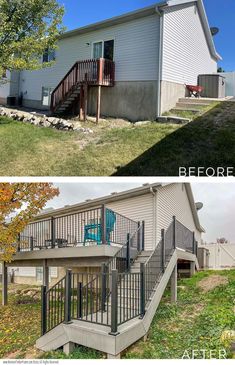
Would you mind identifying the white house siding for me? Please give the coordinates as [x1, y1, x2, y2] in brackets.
[162, 3, 217, 85]
[0, 71, 10, 104]
[156, 184, 201, 244]
[19, 14, 160, 103]
[107, 193, 154, 251]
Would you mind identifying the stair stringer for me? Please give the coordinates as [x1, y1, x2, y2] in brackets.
[142, 250, 177, 332]
[36, 323, 69, 352]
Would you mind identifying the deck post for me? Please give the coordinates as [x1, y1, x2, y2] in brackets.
[2, 261, 8, 306]
[43, 259, 49, 291]
[79, 85, 84, 121]
[172, 216, 176, 250]
[142, 221, 145, 251]
[30, 236, 34, 251]
[101, 263, 107, 312]
[161, 229, 165, 273]
[51, 217, 55, 248]
[192, 232, 195, 254]
[17, 233, 21, 252]
[190, 261, 196, 277]
[41, 285, 47, 335]
[101, 204, 107, 245]
[170, 264, 177, 303]
[84, 76, 88, 121]
[137, 221, 141, 252]
[140, 263, 146, 318]
[64, 269, 72, 324]
[109, 269, 119, 336]
[126, 233, 130, 271]
[77, 282, 82, 318]
[96, 85, 101, 123]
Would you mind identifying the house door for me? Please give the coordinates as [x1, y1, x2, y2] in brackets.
[93, 42, 103, 59]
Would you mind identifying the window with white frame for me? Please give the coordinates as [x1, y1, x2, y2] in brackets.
[92, 40, 114, 61]
[42, 87, 53, 106]
[42, 48, 56, 63]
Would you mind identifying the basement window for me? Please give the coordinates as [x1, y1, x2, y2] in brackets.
[42, 87, 53, 106]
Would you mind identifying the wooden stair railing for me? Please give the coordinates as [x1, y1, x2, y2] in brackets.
[50, 58, 115, 113]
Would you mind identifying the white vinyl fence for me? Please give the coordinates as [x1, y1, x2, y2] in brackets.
[218, 72, 235, 97]
[202, 243, 235, 269]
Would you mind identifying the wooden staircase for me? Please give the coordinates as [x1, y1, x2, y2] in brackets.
[50, 58, 115, 121]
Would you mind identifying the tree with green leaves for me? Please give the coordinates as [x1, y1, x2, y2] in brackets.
[0, 0, 65, 78]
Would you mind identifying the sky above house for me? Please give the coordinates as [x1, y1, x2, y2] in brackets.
[57, 0, 235, 71]
[44, 182, 235, 244]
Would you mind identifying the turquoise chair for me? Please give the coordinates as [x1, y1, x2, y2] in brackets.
[83, 209, 116, 246]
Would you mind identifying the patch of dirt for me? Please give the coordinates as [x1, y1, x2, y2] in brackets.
[179, 302, 205, 323]
[24, 347, 44, 359]
[197, 275, 228, 293]
[5, 350, 22, 359]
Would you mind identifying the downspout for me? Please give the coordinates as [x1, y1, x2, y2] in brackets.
[155, 5, 164, 117]
[150, 187, 157, 248]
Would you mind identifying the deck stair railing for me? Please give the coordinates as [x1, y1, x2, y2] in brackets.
[106, 221, 145, 274]
[41, 217, 197, 336]
[17, 205, 139, 252]
[50, 58, 115, 113]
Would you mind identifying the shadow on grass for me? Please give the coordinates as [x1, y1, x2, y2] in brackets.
[0, 118, 11, 125]
[114, 102, 235, 176]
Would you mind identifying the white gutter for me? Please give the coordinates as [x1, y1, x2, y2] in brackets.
[155, 5, 165, 117]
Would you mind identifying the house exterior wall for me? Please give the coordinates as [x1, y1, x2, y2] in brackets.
[0, 72, 10, 104]
[18, 14, 160, 115]
[107, 193, 154, 251]
[156, 183, 202, 244]
[161, 2, 218, 112]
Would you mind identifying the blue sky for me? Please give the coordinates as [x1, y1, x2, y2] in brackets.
[58, 0, 235, 71]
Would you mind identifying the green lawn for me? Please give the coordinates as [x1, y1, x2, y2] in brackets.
[1, 101, 234, 176]
[0, 270, 234, 359]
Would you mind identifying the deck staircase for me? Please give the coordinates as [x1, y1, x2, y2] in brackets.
[36, 218, 199, 357]
[50, 58, 115, 117]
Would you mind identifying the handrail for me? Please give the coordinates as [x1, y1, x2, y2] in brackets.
[50, 58, 115, 113]
[105, 221, 144, 273]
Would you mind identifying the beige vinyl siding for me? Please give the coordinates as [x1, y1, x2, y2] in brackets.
[156, 184, 201, 245]
[19, 14, 160, 102]
[108, 193, 154, 251]
[162, 3, 217, 85]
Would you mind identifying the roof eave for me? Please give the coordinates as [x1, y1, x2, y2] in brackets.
[60, 2, 167, 40]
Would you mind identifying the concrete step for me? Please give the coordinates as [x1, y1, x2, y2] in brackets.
[179, 97, 217, 104]
[176, 102, 210, 109]
[171, 107, 201, 114]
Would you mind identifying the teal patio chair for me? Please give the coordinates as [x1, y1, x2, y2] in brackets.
[83, 209, 116, 246]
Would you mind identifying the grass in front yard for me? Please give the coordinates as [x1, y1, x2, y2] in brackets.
[0, 270, 234, 359]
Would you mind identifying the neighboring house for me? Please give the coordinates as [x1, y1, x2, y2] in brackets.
[0, 0, 221, 121]
[1, 183, 204, 357]
[199, 243, 235, 269]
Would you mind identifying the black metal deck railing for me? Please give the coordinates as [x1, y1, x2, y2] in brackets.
[17, 205, 139, 252]
[41, 217, 197, 336]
